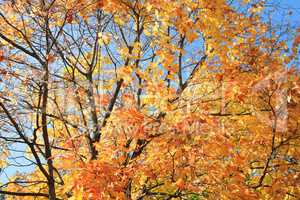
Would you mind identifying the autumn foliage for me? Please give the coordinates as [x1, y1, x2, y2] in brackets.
[0, 0, 300, 199]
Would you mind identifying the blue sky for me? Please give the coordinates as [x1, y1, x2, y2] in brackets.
[266, 0, 300, 26]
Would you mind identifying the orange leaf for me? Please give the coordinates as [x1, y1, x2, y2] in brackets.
[175, 178, 185, 190]
[216, 74, 223, 81]
[0, 50, 5, 62]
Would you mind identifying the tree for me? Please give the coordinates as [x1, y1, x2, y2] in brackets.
[0, 0, 299, 199]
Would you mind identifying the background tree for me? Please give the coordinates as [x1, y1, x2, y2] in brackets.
[0, 0, 299, 199]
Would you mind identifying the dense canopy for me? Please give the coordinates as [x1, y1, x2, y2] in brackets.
[0, 0, 300, 199]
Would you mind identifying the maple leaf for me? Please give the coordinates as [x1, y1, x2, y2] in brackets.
[175, 178, 185, 190]
[0, 0, 299, 200]
[0, 50, 5, 62]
